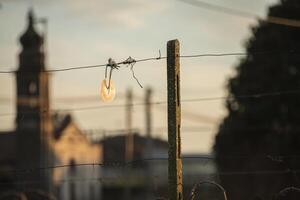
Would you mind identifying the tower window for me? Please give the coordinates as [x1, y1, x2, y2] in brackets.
[29, 82, 37, 94]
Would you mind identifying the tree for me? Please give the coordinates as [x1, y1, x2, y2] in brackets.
[214, 1, 300, 200]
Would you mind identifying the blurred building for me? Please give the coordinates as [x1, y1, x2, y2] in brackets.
[98, 133, 168, 200]
[52, 114, 102, 200]
[0, 10, 102, 200]
[97, 133, 218, 200]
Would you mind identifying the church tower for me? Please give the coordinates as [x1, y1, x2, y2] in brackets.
[16, 9, 52, 190]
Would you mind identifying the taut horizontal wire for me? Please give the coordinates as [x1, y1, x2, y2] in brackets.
[1, 88, 300, 117]
[0, 55, 167, 74]
[0, 169, 296, 186]
[2, 155, 300, 175]
[183, 89, 300, 103]
[0, 51, 298, 74]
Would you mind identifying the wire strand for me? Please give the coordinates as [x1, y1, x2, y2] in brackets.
[0, 55, 167, 74]
[2, 155, 300, 175]
[0, 51, 299, 74]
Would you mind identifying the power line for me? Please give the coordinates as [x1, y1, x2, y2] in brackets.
[0, 51, 299, 74]
[179, 0, 300, 28]
[183, 88, 300, 102]
[1, 88, 300, 117]
[0, 94, 128, 104]
[82, 126, 214, 136]
[2, 78, 298, 103]
[180, 0, 256, 19]
[1, 87, 298, 106]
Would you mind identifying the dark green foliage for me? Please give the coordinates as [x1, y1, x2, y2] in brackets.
[214, 1, 300, 200]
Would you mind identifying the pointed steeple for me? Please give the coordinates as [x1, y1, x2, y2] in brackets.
[18, 9, 45, 71]
[20, 9, 43, 50]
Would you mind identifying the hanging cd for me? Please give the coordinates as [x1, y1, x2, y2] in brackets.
[100, 79, 116, 102]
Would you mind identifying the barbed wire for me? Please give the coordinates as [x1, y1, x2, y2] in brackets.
[0, 156, 298, 200]
[189, 181, 227, 200]
[0, 169, 298, 187]
[278, 187, 300, 197]
[0, 50, 299, 74]
[3, 155, 300, 175]
[0, 52, 165, 74]
[0, 177, 299, 200]
[0, 169, 298, 189]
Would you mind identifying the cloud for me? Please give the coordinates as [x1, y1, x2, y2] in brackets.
[62, 0, 169, 29]
[1, 0, 170, 28]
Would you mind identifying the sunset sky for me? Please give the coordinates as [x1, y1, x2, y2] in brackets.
[0, 0, 278, 153]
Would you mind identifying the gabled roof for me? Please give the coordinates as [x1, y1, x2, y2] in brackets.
[53, 113, 72, 140]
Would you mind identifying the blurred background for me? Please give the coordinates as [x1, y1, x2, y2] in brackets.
[2, 0, 300, 200]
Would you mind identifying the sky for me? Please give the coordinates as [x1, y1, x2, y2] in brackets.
[0, 0, 279, 153]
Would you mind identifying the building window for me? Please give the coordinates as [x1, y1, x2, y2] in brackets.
[29, 82, 37, 94]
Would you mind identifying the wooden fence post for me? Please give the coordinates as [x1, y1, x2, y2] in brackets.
[167, 39, 183, 200]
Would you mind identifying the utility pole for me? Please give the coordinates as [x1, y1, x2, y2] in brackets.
[145, 87, 153, 157]
[125, 88, 133, 200]
[125, 88, 134, 162]
[145, 87, 153, 199]
[167, 39, 183, 200]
